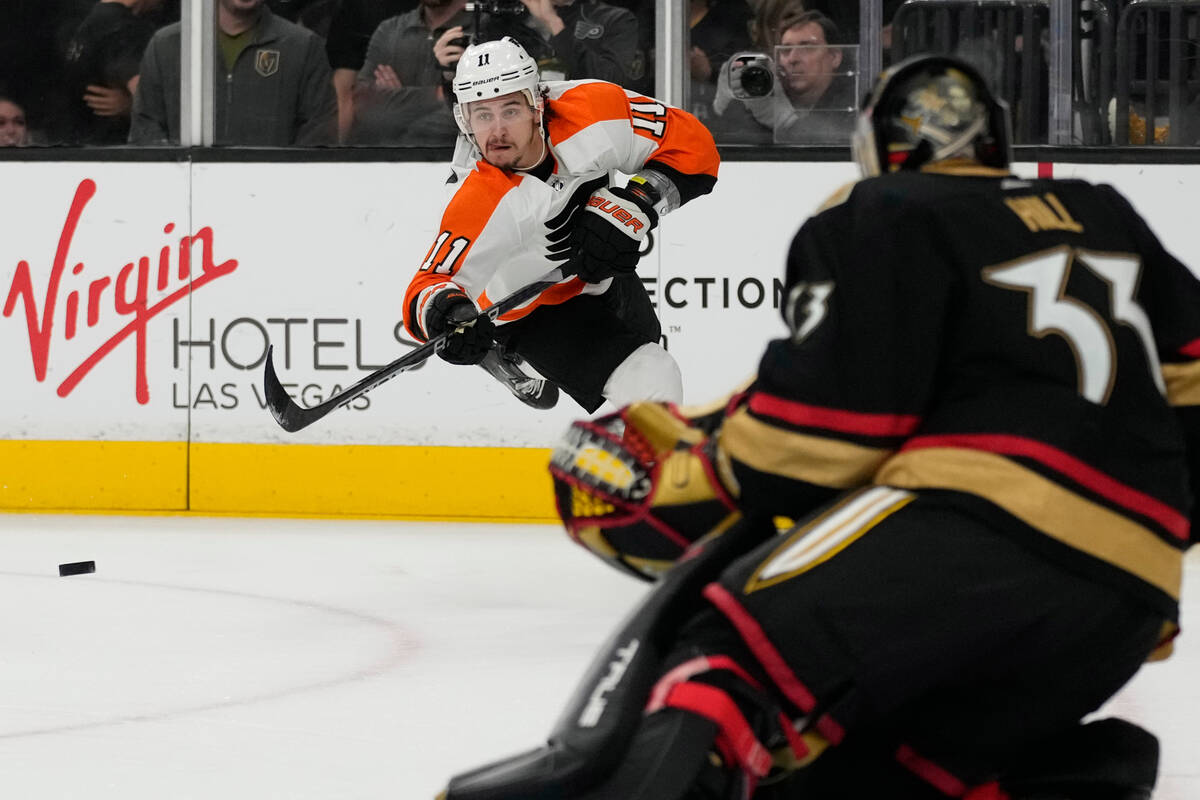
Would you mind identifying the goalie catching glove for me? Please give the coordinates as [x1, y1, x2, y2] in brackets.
[549, 402, 741, 581]
[568, 183, 658, 283]
[423, 286, 495, 365]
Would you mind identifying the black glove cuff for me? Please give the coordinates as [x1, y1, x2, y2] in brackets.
[609, 184, 660, 230]
[621, 181, 660, 216]
[425, 288, 475, 338]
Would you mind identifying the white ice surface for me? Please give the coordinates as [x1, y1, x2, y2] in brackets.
[0, 514, 1195, 799]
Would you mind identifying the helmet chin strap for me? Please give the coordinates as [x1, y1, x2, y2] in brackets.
[515, 134, 548, 172]
[514, 110, 548, 172]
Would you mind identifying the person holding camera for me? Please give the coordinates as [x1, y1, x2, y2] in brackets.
[348, 0, 472, 145]
[513, 0, 644, 89]
[402, 37, 719, 411]
[710, 8, 856, 144]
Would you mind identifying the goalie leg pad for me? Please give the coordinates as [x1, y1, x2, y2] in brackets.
[1000, 717, 1159, 800]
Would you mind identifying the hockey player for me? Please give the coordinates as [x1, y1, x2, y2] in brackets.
[441, 55, 1200, 799]
[402, 37, 719, 411]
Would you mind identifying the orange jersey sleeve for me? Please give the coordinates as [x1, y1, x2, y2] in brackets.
[547, 81, 719, 187]
[402, 167, 520, 341]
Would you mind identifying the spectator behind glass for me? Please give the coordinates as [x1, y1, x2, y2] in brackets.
[805, 0, 903, 51]
[711, 9, 856, 144]
[747, 0, 805, 53]
[325, 0, 416, 142]
[516, 0, 644, 88]
[268, 0, 339, 36]
[0, 96, 32, 147]
[348, 0, 471, 145]
[0, 0, 96, 144]
[687, 0, 752, 121]
[129, 0, 337, 145]
[62, 0, 164, 145]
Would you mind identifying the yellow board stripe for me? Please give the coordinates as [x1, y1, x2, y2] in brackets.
[1, 440, 558, 522]
[0, 440, 187, 510]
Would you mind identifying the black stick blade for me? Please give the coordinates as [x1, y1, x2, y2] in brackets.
[261, 269, 565, 434]
[263, 345, 322, 432]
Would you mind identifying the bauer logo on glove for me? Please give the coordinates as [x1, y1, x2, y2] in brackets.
[549, 403, 741, 582]
[568, 184, 659, 283]
[585, 192, 649, 234]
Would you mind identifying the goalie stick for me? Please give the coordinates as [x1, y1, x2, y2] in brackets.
[443, 513, 774, 800]
[263, 268, 565, 433]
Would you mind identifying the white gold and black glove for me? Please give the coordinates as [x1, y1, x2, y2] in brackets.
[568, 184, 658, 283]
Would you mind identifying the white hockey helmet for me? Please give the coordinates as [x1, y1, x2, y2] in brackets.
[452, 37, 543, 137]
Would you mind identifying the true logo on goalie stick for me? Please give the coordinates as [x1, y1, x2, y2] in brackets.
[578, 639, 640, 728]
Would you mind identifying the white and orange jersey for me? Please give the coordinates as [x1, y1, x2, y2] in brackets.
[403, 79, 719, 341]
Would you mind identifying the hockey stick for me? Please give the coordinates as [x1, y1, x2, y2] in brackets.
[263, 268, 565, 433]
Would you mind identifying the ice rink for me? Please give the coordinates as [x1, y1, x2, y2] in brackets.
[1, 512, 1196, 799]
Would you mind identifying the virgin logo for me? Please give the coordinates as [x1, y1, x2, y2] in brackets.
[3, 178, 239, 404]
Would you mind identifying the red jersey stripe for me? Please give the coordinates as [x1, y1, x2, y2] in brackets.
[749, 393, 922, 438]
[1179, 337, 1200, 359]
[895, 744, 969, 797]
[902, 433, 1189, 541]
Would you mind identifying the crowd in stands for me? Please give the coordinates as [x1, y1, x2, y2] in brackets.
[1, 0, 1196, 148]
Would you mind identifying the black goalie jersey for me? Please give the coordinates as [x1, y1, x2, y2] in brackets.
[718, 165, 1200, 621]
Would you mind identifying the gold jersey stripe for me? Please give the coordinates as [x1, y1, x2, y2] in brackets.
[876, 448, 1183, 600]
[1162, 360, 1200, 406]
[721, 409, 892, 489]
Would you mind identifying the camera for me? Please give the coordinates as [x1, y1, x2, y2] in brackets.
[465, 0, 528, 17]
[463, 0, 544, 58]
[728, 52, 776, 99]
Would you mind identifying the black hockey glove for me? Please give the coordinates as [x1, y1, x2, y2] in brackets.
[425, 288, 495, 366]
[568, 184, 658, 283]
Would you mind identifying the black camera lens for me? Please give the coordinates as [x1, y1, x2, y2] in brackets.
[740, 64, 774, 97]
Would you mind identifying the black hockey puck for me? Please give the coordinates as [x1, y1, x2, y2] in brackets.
[58, 561, 95, 577]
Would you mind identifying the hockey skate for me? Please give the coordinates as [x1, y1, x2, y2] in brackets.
[479, 348, 559, 410]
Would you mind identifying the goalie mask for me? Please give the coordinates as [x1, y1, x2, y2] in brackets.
[852, 54, 1012, 177]
[452, 37, 543, 145]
